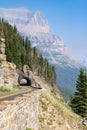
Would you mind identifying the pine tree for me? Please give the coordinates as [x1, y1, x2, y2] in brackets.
[70, 68, 87, 117]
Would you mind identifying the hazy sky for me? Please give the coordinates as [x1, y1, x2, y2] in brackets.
[0, 0, 87, 63]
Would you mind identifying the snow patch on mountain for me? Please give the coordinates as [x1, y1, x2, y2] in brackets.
[28, 32, 80, 68]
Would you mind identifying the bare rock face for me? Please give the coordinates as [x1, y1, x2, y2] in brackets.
[0, 42, 5, 54]
[0, 68, 4, 87]
[0, 30, 19, 89]
[0, 30, 6, 61]
[0, 61, 19, 88]
[0, 54, 6, 61]
[22, 64, 30, 76]
[3, 61, 18, 88]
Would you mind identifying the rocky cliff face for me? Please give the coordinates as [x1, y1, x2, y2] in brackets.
[0, 30, 18, 88]
[0, 61, 18, 88]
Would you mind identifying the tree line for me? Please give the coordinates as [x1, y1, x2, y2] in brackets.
[0, 18, 56, 84]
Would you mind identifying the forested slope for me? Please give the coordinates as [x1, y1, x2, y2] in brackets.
[0, 19, 56, 84]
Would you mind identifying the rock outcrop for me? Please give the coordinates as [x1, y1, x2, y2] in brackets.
[22, 65, 30, 76]
[0, 30, 6, 61]
[0, 30, 19, 88]
[0, 61, 19, 88]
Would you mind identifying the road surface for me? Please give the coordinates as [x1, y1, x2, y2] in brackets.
[0, 87, 33, 101]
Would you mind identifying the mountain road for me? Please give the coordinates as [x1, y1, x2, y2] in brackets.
[0, 87, 37, 101]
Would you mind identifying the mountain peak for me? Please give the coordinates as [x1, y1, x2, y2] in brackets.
[29, 10, 49, 26]
[0, 8, 51, 34]
[34, 10, 42, 15]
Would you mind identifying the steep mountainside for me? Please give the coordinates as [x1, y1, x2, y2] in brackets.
[0, 8, 85, 100]
[39, 90, 86, 130]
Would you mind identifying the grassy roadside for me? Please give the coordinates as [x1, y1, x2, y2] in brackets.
[0, 85, 21, 94]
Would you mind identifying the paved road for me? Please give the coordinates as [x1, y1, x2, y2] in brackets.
[0, 87, 33, 101]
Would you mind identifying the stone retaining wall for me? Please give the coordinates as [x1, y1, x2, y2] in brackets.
[0, 91, 40, 130]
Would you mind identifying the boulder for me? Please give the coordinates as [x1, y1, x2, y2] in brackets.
[82, 117, 87, 126]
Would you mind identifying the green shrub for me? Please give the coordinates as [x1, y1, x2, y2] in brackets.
[26, 128, 34, 130]
[0, 87, 11, 93]
[13, 85, 21, 90]
[0, 58, 2, 66]
[40, 99, 48, 111]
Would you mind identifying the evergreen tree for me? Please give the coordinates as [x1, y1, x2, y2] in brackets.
[70, 68, 87, 117]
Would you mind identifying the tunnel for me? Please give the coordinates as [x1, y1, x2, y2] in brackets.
[18, 73, 31, 86]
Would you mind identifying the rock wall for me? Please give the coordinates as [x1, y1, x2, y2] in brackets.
[0, 61, 19, 88]
[0, 91, 40, 130]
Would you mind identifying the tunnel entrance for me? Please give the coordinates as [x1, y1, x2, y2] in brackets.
[18, 73, 31, 86]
